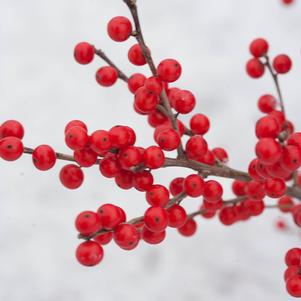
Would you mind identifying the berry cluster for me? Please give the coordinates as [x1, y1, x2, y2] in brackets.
[1, 1, 300, 298]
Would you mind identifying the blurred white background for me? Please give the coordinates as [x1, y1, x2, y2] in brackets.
[0, 0, 301, 300]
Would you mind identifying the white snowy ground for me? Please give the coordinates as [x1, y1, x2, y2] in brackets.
[0, 0, 301, 300]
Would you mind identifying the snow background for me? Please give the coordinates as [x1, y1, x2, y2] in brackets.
[0, 0, 301, 300]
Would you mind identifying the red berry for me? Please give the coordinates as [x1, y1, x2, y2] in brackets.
[278, 196, 294, 213]
[115, 170, 134, 190]
[144, 76, 163, 95]
[96, 66, 118, 87]
[167, 87, 181, 107]
[65, 126, 89, 151]
[74, 42, 94, 65]
[134, 87, 159, 113]
[246, 58, 265, 78]
[128, 73, 146, 94]
[249, 38, 269, 57]
[118, 146, 142, 170]
[257, 95, 276, 113]
[293, 205, 301, 227]
[282, 0, 294, 4]
[0, 137, 23, 161]
[113, 223, 140, 250]
[232, 180, 247, 196]
[288, 133, 301, 151]
[167, 205, 187, 228]
[286, 275, 301, 298]
[280, 145, 301, 171]
[184, 174, 205, 197]
[248, 158, 263, 180]
[185, 136, 208, 160]
[245, 180, 265, 199]
[190, 114, 210, 135]
[32, 145, 56, 170]
[273, 54, 292, 74]
[219, 207, 237, 225]
[59, 164, 84, 189]
[128, 44, 146, 66]
[178, 218, 197, 236]
[0, 120, 24, 139]
[144, 206, 168, 232]
[285, 248, 301, 267]
[269, 110, 285, 128]
[75, 211, 102, 236]
[203, 180, 223, 203]
[157, 59, 182, 83]
[143, 146, 165, 169]
[146, 184, 170, 207]
[243, 199, 265, 216]
[94, 232, 113, 245]
[197, 150, 215, 165]
[99, 154, 121, 178]
[133, 170, 154, 191]
[212, 147, 228, 163]
[64, 120, 88, 134]
[284, 266, 299, 281]
[76, 241, 104, 266]
[255, 138, 282, 165]
[173, 90, 196, 114]
[97, 204, 125, 230]
[255, 116, 280, 139]
[169, 177, 185, 196]
[141, 227, 166, 244]
[156, 128, 180, 151]
[109, 125, 136, 148]
[107, 16, 132, 42]
[264, 178, 286, 198]
[147, 110, 168, 128]
[74, 148, 97, 167]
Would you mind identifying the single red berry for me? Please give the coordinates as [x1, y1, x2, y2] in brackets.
[257, 95, 277, 113]
[143, 146, 165, 169]
[286, 275, 301, 298]
[74, 42, 94, 65]
[146, 184, 170, 207]
[75, 211, 102, 236]
[249, 38, 269, 57]
[64, 120, 88, 134]
[32, 145, 56, 170]
[169, 177, 185, 196]
[288, 133, 301, 151]
[109, 125, 136, 148]
[273, 54, 292, 74]
[96, 66, 118, 87]
[248, 158, 263, 181]
[280, 145, 301, 171]
[59, 164, 84, 189]
[197, 150, 215, 165]
[141, 227, 166, 244]
[128, 73, 146, 94]
[185, 136, 208, 160]
[167, 87, 181, 107]
[113, 223, 140, 250]
[94, 232, 113, 245]
[156, 128, 180, 151]
[200, 206, 216, 219]
[178, 218, 197, 236]
[269, 110, 285, 128]
[189, 114, 210, 135]
[284, 266, 300, 281]
[246, 58, 265, 78]
[219, 207, 237, 226]
[133, 170, 154, 191]
[128, 44, 146, 66]
[243, 199, 265, 216]
[154, 120, 185, 141]
[134, 87, 159, 113]
[107, 16, 132, 42]
[0, 120, 24, 139]
[118, 146, 142, 170]
[99, 154, 121, 178]
[255, 138, 282, 165]
[173, 90, 196, 114]
[115, 170, 134, 190]
[232, 180, 247, 196]
[76, 241, 104, 266]
[203, 180, 223, 203]
[65, 126, 89, 151]
[97, 204, 125, 230]
[264, 178, 286, 198]
[285, 248, 301, 267]
[212, 147, 228, 163]
[278, 196, 294, 213]
[147, 110, 168, 128]
[167, 205, 187, 228]
[245, 180, 265, 199]
[255, 116, 280, 139]
[203, 199, 223, 212]
[0, 137, 23, 161]
[74, 148, 97, 167]
[144, 206, 168, 232]
[144, 76, 163, 95]
[184, 174, 205, 197]
[157, 59, 182, 83]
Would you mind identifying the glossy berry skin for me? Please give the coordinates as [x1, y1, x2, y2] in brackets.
[65, 126, 89, 151]
[280, 145, 301, 171]
[167, 205, 187, 228]
[288, 133, 301, 152]
[203, 180, 223, 203]
[173, 90, 196, 114]
[96, 66, 118, 87]
[141, 227, 166, 244]
[284, 266, 300, 281]
[212, 147, 228, 163]
[75, 211, 102, 236]
[255, 116, 280, 139]
[115, 170, 134, 190]
[219, 207, 237, 226]
[169, 177, 184, 196]
[32, 145, 56, 171]
[249, 38, 269, 57]
[107, 16, 132, 42]
[278, 196, 294, 213]
[189, 114, 210, 135]
[94, 232, 113, 245]
[269, 110, 285, 128]
[184, 174, 205, 197]
[198, 150, 215, 165]
[146, 184, 170, 207]
[248, 159, 262, 181]
[148, 110, 168, 128]
[113, 223, 140, 250]
[99, 154, 121, 178]
[144, 206, 168, 232]
[109, 125, 136, 149]
[243, 199, 264, 216]
[128, 44, 146, 66]
[76, 241, 104, 266]
[143, 146, 165, 169]
[232, 180, 247, 196]
[133, 170, 154, 192]
[246, 58, 265, 78]
[285, 248, 301, 267]
[97, 204, 125, 230]
[157, 59, 182, 83]
[64, 120, 88, 134]
[74, 148, 97, 167]
[74, 42, 94, 65]
[156, 128, 180, 151]
[178, 218, 197, 237]
[128, 73, 146, 94]
[273, 54, 292, 74]
[0, 120, 24, 139]
[118, 146, 142, 170]
[144, 76, 163, 95]
[255, 138, 282, 165]
[134, 87, 159, 113]
[245, 180, 265, 199]
[286, 275, 301, 298]
[185, 136, 208, 160]
[0, 137, 23, 161]
[60, 164, 84, 189]
[257, 95, 276, 113]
